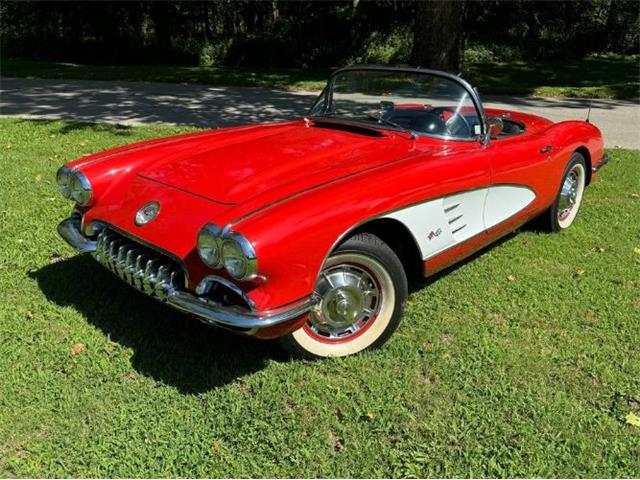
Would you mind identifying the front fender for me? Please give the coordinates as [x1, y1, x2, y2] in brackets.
[545, 120, 605, 179]
[234, 147, 490, 310]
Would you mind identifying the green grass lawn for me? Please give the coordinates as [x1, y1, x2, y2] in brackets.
[1, 118, 639, 477]
[2, 56, 639, 100]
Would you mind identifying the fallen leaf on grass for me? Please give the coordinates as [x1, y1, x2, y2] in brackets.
[70, 343, 86, 355]
[422, 339, 432, 349]
[26, 310, 34, 319]
[625, 412, 640, 427]
[329, 431, 344, 452]
[361, 412, 374, 421]
[506, 274, 516, 282]
[49, 254, 65, 264]
[574, 269, 586, 277]
[634, 247, 640, 255]
[630, 193, 639, 199]
[594, 246, 605, 253]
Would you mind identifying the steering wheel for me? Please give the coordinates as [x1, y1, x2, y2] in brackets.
[445, 113, 472, 138]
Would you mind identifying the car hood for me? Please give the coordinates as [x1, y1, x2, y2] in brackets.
[135, 121, 416, 205]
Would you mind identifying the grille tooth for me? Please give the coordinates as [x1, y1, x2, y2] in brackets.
[143, 259, 159, 296]
[155, 264, 173, 300]
[134, 254, 146, 290]
[90, 228, 184, 301]
[94, 233, 104, 262]
[116, 245, 127, 279]
[124, 249, 139, 284]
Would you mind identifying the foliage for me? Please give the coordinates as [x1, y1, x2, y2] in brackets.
[1, 1, 637, 67]
[463, 42, 520, 64]
[1, 118, 639, 477]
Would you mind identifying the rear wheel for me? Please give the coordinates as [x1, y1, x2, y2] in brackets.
[280, 233, 407, 359]
[540, 152, 587, 232]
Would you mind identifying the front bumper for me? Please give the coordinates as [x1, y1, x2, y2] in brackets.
[57, 213, 317, 332]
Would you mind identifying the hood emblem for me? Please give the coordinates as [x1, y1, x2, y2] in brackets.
[135, 201, 160, 226]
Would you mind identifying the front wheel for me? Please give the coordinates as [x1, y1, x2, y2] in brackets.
[280, 233, 407, 359]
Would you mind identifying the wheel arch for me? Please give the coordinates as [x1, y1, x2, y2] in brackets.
[334, 217, 424, 283]
[574, 146, 592, 185]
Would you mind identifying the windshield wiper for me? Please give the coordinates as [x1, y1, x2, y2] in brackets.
[366, 114, 417, 140]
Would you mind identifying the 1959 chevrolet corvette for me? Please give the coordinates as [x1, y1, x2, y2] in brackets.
[56, 66, 608, 359]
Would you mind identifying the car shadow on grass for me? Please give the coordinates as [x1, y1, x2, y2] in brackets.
[30, 255, 285, 394]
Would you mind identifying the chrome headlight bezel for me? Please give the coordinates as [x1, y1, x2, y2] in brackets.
[69, 171, 93, 206]
[197, 223, 224, 268]
[58, 167, 93, 206]
[222, 233, 258, 281]
[56, 166, 72, 199]
[197, 224, 258, 281]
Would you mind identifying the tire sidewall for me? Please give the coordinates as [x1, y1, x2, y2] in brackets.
[550, 153, 587, 232]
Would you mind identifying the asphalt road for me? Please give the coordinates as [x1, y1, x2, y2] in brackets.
[1, 77, 638, 148]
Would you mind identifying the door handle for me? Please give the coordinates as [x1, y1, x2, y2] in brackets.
[540, 145, 553, 154]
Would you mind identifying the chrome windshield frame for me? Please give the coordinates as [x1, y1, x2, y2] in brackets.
[308, 65, 487, 142]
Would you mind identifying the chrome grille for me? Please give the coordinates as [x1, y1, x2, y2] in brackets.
[92, 228, 185, 300]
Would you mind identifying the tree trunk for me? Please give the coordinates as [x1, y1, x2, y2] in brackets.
[411, 0, 463, 72]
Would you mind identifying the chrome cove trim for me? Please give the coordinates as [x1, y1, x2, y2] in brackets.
[56, 215, 315, 331]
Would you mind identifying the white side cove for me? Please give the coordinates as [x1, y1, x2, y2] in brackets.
[384, 185, 535, 260]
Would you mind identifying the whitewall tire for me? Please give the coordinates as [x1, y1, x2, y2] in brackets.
[280, 233, 407, 359]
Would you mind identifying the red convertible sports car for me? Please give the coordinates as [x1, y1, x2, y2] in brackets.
[56, 66, 607, 359]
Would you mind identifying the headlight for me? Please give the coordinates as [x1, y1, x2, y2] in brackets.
[57, 167, 93, 206]
[69, 171, 93, 206]
[222, 233, 258, 280]
[197, 224, 223, 268]
[56, 166, 72, 199]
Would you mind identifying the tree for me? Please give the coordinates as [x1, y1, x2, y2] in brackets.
[411, 0, 464, 72]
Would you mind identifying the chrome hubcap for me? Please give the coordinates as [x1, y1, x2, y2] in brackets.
[558, 167, 581, 221]
[308, 258, 382, 340]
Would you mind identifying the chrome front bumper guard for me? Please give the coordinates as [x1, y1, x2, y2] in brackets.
[57, 214, 317, 331]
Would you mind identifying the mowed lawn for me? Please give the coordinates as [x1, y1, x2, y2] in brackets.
[0, 118, 639, 477]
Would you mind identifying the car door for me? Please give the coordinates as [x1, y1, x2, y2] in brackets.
[484, 132, 553, 230]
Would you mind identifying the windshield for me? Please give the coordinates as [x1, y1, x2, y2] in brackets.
[309, 69, 483, 140]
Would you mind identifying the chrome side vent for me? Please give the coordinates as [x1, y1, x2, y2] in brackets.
[443, 199, 467, 238]
[93, 229, 185, 300]
[451, 224, 467, 235]
[444, 203, 460, 213]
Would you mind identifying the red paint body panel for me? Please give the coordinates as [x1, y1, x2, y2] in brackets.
[69, 99, 604, 333]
